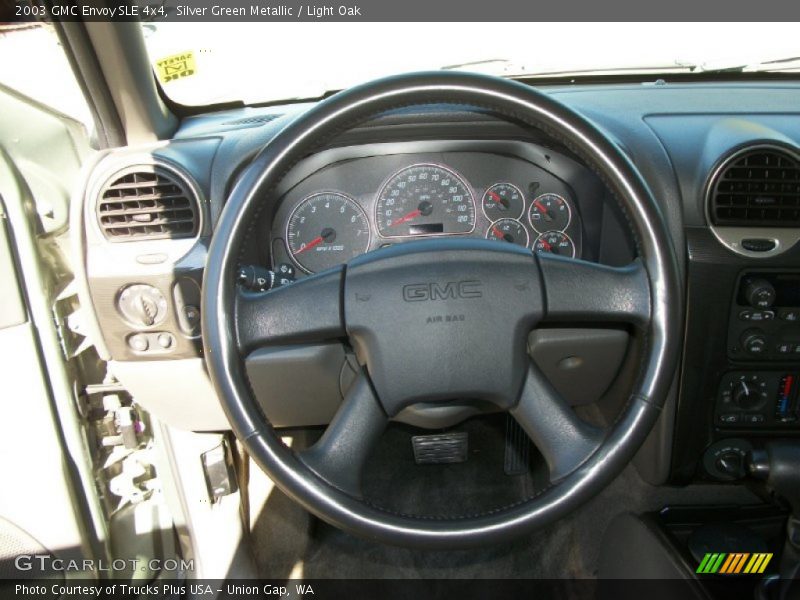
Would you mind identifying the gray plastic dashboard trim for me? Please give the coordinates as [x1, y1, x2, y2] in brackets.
[270, 139, 591, 201]
[80, 152, 210, 361]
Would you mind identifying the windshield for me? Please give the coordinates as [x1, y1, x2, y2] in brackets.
[141, 22, 800, 106]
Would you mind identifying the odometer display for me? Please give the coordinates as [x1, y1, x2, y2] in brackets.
[286, 192, 370, 273]
[375, 164, 476, 238]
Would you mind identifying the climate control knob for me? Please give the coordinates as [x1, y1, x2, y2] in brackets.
[744, 279, 776, 308]
[733, 379, 762, 410]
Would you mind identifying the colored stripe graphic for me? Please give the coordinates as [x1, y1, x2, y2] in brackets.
[729, 553, 749, 574]
[696, 553, 713, 573]
[736, 553, 751, 573]
[711, 553, 726, 573]
[697, 552, 773, 574]
[719, 554, 736, 574]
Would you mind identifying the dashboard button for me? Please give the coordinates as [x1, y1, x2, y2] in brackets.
[135, 253, 168, 265]
[779, 309, 800, 322]
[777, 343, 793, 354]
[740, 329, 768, 355]
[749, 310, 774, 322]
[742, 414, 765, 424]
[129, 334, 149, 352]
[741, 239, 776, 252]
[719, 413, 741, 424]
[183, 305, 200, 325]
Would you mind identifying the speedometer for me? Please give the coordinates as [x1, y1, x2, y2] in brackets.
[375, 164, 476, 238]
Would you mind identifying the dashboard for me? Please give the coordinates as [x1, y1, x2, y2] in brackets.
[268, 151, 583, 277]
[75, 80, 800, 488]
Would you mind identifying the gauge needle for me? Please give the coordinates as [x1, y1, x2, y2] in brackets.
[534, 200, 552, 221]
[540, 239, 552, 252]
[390, 208, 422, 227]
[295, 235, 324, 255]
[489, 191, 507, 208]
[492, 226, 509, 241]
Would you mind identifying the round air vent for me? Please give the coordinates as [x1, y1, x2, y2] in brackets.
[709, 146, 800, 227]
[96, 165, 200, 242]
[706, 144, 800, 257]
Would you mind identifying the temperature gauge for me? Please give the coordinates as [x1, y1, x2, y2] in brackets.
[533, 231, 576, 258]
[486, 219, 529, 247]
[482, 183, 525, 221]
[528, 193, 571, 233]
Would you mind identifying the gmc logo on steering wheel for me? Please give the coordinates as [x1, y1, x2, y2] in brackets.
[402, 280, 483, 302]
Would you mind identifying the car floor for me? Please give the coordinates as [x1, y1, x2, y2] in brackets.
[247, 415, 760, 580]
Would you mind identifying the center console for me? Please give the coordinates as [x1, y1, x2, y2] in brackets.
[675, 239, 800, 484]
[715, 272, 800, 430]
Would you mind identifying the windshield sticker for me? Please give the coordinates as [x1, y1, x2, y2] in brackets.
[155, 52, 196, 84]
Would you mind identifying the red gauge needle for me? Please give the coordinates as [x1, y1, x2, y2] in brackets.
[489, 191, 507, 207]
[390, 208, 422, 227]
[295, 235, 324, 255]
[539, 239, 552, 252]
[491, 226, 508, 241]
[534, 200, 552, 219]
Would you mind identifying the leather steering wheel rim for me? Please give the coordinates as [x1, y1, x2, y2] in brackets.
[202, 71, 682, 549]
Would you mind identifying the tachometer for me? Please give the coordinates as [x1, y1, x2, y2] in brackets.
[286, 192, 370, 273]
[375, 164, 475, 238]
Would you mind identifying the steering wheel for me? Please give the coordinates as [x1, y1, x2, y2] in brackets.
[202, 72, 681, 548]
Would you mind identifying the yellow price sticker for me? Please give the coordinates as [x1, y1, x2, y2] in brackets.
[155, 52, 197, 84]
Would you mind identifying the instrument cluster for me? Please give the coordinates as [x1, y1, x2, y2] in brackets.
[269, 152, 582, 275]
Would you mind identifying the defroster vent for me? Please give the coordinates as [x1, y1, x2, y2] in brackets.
[709, 147, 800, 227]
[97, 166, 200, 241]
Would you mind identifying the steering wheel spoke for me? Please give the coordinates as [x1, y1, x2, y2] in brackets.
[298, 374, 387, 498]
[511, 363, 605, 482]
[538, 254, 650, 327]
[235, 265, 345, 352]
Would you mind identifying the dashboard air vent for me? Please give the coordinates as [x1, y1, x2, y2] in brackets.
[97, 167, 199, 241]
[709, 147, 800, 227]
[222, 114, 280, 127]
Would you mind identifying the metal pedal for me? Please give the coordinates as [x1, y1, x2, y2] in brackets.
[504, 415, 531, 475]
[412, 432, 468, 464]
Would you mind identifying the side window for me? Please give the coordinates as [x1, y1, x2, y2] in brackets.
[0, 23, 94, 235]
[0, 23, 94, 135]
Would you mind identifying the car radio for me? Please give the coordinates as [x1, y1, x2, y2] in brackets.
[727, 271, 800, 361]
